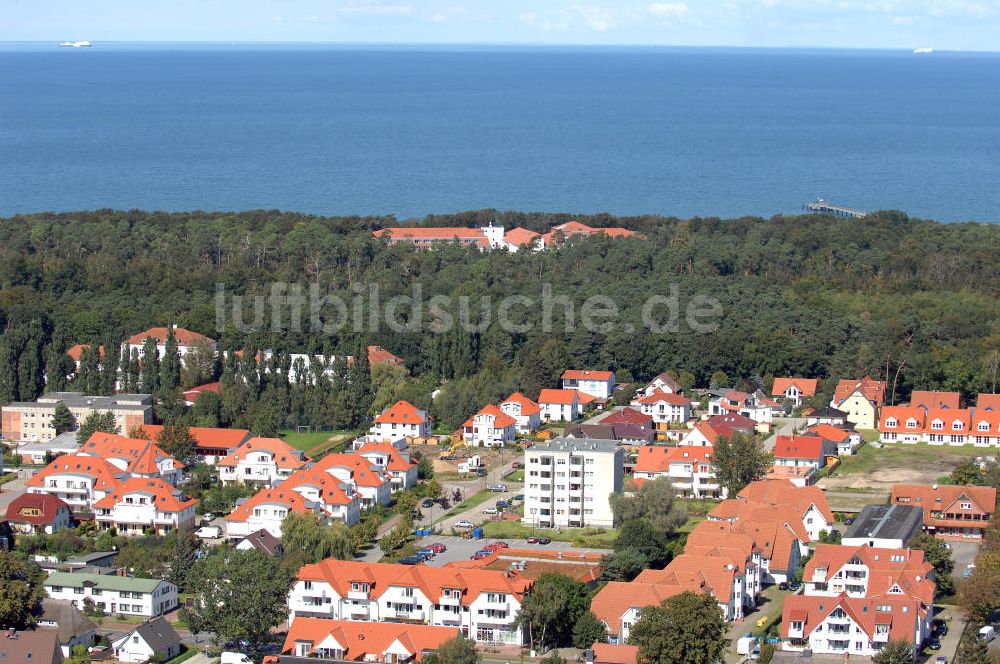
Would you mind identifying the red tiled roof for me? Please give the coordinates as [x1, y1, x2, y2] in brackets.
[890, 483, 997, 528]
[81, 432, 180, 475]
[26, 454, 125, 492]
[313, 454, 389, 488]
[562, 369, 614, 381]
[602, 407, 652, 426]
[226, 486, 330, 522]
[833, 375, 886, 406]
[140, 425, 250, 452]
[771, 377, 819, 398]
[127, 326, 214, 346]
[976, 393, 1000, 410]
[374, 227, 485, 240]
[217, 437, 307, 470]
[592, 643, 638, 664]
[910, 390, 961, 409]
[281, 618, 460, 661]
[634, 445, 714, 474]
[182, 382, 221, 402]
[93, 477, 196, 512]
[537, 388, 580, 405]
[504, 227, 541, 246]
[278, 467, 358, 506]
[463, 404, 518, 429]
[736, 479, 835, 524]
[781, 594, 923, 644]
[373, 401, 428, 425]
[355, 441, 416, 472]
[634, 390, 691, 406]
[67, 343, 105, 362]
[5, 493, 70, 526]
[773, 434, 828, 460]
[500, 392, 542, 417]
[803, 423, 851, 442]
[367, 345, 405, 367]
[805, 543, 935, 604]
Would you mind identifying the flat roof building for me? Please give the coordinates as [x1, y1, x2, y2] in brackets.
[522, 438, 623, 529]
[843, 504, 925, 549]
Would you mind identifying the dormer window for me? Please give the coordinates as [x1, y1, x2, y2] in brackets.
[960, 502, 972, 509]
[931, 420, 944, 430]
[906, 418, 918, 428]
[979, 422, 990, 432]
[885, 418, 897, 428]
[952, 420, 964, 431]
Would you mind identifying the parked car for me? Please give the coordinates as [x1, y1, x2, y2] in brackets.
[928, 637, 941, 650]
[399, 555, 424, 565]
[512, 494, 524, 502]
[788, 581, 801, 591]
[195, 525, 222, 539]
[416, 548, 436, 558]
[512, 461, 522, 469]
[422, 498, 435, 508]
[472, 550, 493, 560]
[537, 537, 551, 545]
[934, 657, 948, 664]
[476, 468, 487, 477]
[526, 536, 539, 544]
[428, 543, 447, 553]
[934, 619, 948, 636]
[482, 507, 499, 515]
[486, 541, 509, 550]
[496, 500, 511, 508]
[221, 654, 253, 664]
[778, 582, 789, 590]
[454, 519, 475, 528]
[843, 516, 854, 525]
[489, 484, 508, 492]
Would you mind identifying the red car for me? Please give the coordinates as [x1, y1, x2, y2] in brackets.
[428, 543, 447, 553]
[526, 537, 539, 544]
[485, 541, 509, 550]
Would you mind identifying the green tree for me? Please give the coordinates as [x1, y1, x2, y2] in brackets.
[609, 476, 687, 535]
[418, 455, 435, 480]
[187, 548, 292, 649]
[422, 636, 479, 664]
[140, 336, 160, 394]
[156, 423, 197, 465]
[75, 410, 119, 444]
[572, 610, 608, 648]
[613, 519, 672, 567]
[0, 550, 45, 628]
[424, 478, 443, 502]
[280, 512, 354, 571]
[627, 592, 727, 664]
[955, 634, 993, 664]
[907, 532, 955, 596]
[166, 532, 199, 593]
[872, 640, 915, 664]
[516, 573, 592, 649]
[712, 433, 772, 497]
[51, 401, 76, 435]
[160, 327, 181, 393]
[950, 460, 983, 486]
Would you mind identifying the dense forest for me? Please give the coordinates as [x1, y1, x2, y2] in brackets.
[1, 208, 998, 432]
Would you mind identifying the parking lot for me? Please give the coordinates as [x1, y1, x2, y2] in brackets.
[412, 534, 611, 566]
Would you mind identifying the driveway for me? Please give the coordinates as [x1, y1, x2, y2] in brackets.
[948, 540, 980, 583]
[761, 418, 806, 451]
[0, 473, 30, 511]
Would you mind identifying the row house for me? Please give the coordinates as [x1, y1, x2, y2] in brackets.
[909, 390, 961, 409]
[280, 617, 459, 661]
[1, 392, 153, 443]
[890, 483, 996, 540]
[781, 595, 929, 658]
[313, 453, 393, 508]
[369, 401, 432, 442]
[561, 370, 616, 400]
[707, 389, 776, 425]
[537, 389, 588, 422]
[287, 558, 533, 645]
[94, 477, 198, 536]
[45, 572, 177, 618]
[771, 377, 819, 407]
[830, 376, 886, 430]
[631, 391, 692, 434]
[642, 372, 683, 396]
[698, 510, 805, 584]
[140, 425, 251, 465]
[26, 454, 126, 513]
[879, 406, 1000, 446]
[80, 432, 183, 486]
[499, 392, 542, 434]
[354, 441, 418, 492]
[802, 544, 935, 607]
[632, 445, 725, 499]
[462, 404, 517, 447]
[218, 436, 307, 487]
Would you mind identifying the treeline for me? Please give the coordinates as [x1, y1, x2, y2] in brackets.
[1, 208, 999, 431]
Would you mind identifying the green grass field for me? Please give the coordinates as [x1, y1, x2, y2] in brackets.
[441, 489, 496, 517]
[280, 429, 354, 452]
[480, 520, 618, 548]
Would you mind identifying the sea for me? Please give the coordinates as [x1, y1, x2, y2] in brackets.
[1, 42, 998, 222]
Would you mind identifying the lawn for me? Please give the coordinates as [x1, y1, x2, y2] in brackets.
[280, 429, 354, 453]
[504, 469, 525, 482]
[441, 489, 496, 517]
[480, 520, 617, 548]
[823, 441, 987, 490]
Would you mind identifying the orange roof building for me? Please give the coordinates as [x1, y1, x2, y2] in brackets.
[802, 544, 935, 605]
[125, 326, 215, 349]
[80, 432, 183, 485]
[280, 618, 460, 661]
[537, 389, 583, 422]
[540, 221, 639, 247]
[139, 425, 251, 464]
[311, 453, 393, 508]
[225, 477, 360, 539]
[909, 390, 961, 409]
[462, 404, 517, 447]
[355, 440, 419, 492]
[591, 643, 639, 664]
[368, 345, 405, 368]
[890, 483, 996, 540]
[771, 377, 819, 406]
[218, 436, 307, 487]
[93, 477, 197, 536]
[26, 454, 127, 512]
[370, 400, 432, 441]
[830, 375, 887, 430]
[499, 392, 542, 433]
[5, 493, 72, 535]
[561, 370, 616, 400]
[632, 445, 724, 499]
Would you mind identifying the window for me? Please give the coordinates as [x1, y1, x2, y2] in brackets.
[961, 502, 972, 509]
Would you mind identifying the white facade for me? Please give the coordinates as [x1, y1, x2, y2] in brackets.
[561, 373, 615, 400]
[538, 397, 580, 423]
[112, 626, 181, 663]
[463, 411, 516, 448]
[219, 448, 302, 486]
[499, 401, 540, 434]
[28, 469, 120, 511]
[94, 492, 196, 537]
[44, 573, 177, 618]
[522, 438, 623, 528]
[357, 446, 418, 492]
[634, 396, 692, 425]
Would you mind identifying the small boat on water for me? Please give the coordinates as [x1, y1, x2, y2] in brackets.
[59, 40, 92, 48]
[913, 47, 934, 54]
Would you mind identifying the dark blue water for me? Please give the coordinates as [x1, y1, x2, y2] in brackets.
[1, 43, 999, 222]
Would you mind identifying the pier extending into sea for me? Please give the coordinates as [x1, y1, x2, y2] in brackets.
[804, 199, 869, 218]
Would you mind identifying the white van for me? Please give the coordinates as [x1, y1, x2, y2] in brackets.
[979, 625, 996, 642]
[195, 525, 222, 539]
[221, 653, 253, 664]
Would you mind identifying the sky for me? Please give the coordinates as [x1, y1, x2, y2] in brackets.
[4, 0, 999, 51]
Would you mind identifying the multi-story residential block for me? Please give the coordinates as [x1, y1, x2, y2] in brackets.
[462, 404, 517, 447]
[26, 454, 126, 512]
[537, 389, 585, 422]
[123, 325, 216, 360]
[287, 558, 533, 645]
[781, 595, 929, 658]
[522, 438, 623, 529]
[631, 391, 692, 435]
[280, 618, 460, 661]
[698, 510, 805, 584]
[561, 370, 616, 400]
[140, 425, 251, 465]
[1, 392, 153, 443]
[730, 479, 835, 542]
[44, 572, 178, 617]
[498, 392, 542, 434]
[890, 483, 996, 540]
[5, 493, 72, 535]
[369, 401, 432, 442]
[830, 376, 886, 430]
[771, 377, 819, 407]
[218, 436, 307, 486]
[79, 432, 183, 485]
[802, 544, 935, 605]
[312, 453, 393, 508]
[355, 441, 418, 492]
[632, 445, 725, 499]
[93, 477, 197, 536]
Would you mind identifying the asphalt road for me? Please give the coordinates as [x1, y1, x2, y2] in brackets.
[761, 417, 806, 450]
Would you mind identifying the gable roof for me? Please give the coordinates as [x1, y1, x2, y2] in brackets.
[601, 407, 652, 426]
[909, 390, 961, 409]
[127, 326, 214, 346]
[217, 436, 307, 470]
[500, 392, 542, 416]
[781, 594, 922, 644]
[5, 493, 70, 525]
[463, 404, 517, 429]
[116, 617, 182, 654]
[890, 483, 997, 526]
[634, 445, 714, 474]
[650, 372, 683, 392]
[590, 581, 687, 633]
[139, 425, 251, 452]
[833, 376, 886, 406]
[976, 393, 1000, 410]
[225, 485, 332, 523]
[803, 423, 852, 443]
[592, 643, 639, 664]
[634, 390, 691, 406]
[81, 432, 180, 474]
[281, 618, 460, 661]
[0, 628, 62, 664]
[355, 441, 417, 472]
[238, 529, 284, 556]
[39, 598, 97, 644]
[373, 400, 429, 425]
[273, 467, 358, 506]
[736, 479, 835, 524]
[92, 477, 197, 513]
[705, 413, 756, 434]
[368, 345, 405, 367]
[805, 543, 935, 604]
[771, 377, 819, 398]
[773, 434, 836, 460]
[537, 388, 581, 405]
[312, 454, 389, 488]
[26, 454, 126, 493]
[67, 343, 105, 362]
[562, 370, 614, 382]
[45, 571, 164, 593]
[504, 227, 541, 246]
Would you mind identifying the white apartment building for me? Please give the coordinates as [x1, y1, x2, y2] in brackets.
[369, 401, 432, 441]
[355, 441, 418, 492]
[26, 454, 126, 512]
[561, 370, 616, 400]
[217, 436, 307, 487]
[44, 572, 178, 618]
[499, 392, 541, 434]
[522, 438, 623, 529]
[632, 445, 726, 499]
[462, 405, 517, 447]
[287, 558, 533, 645]
[93, 477, 197, 536]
